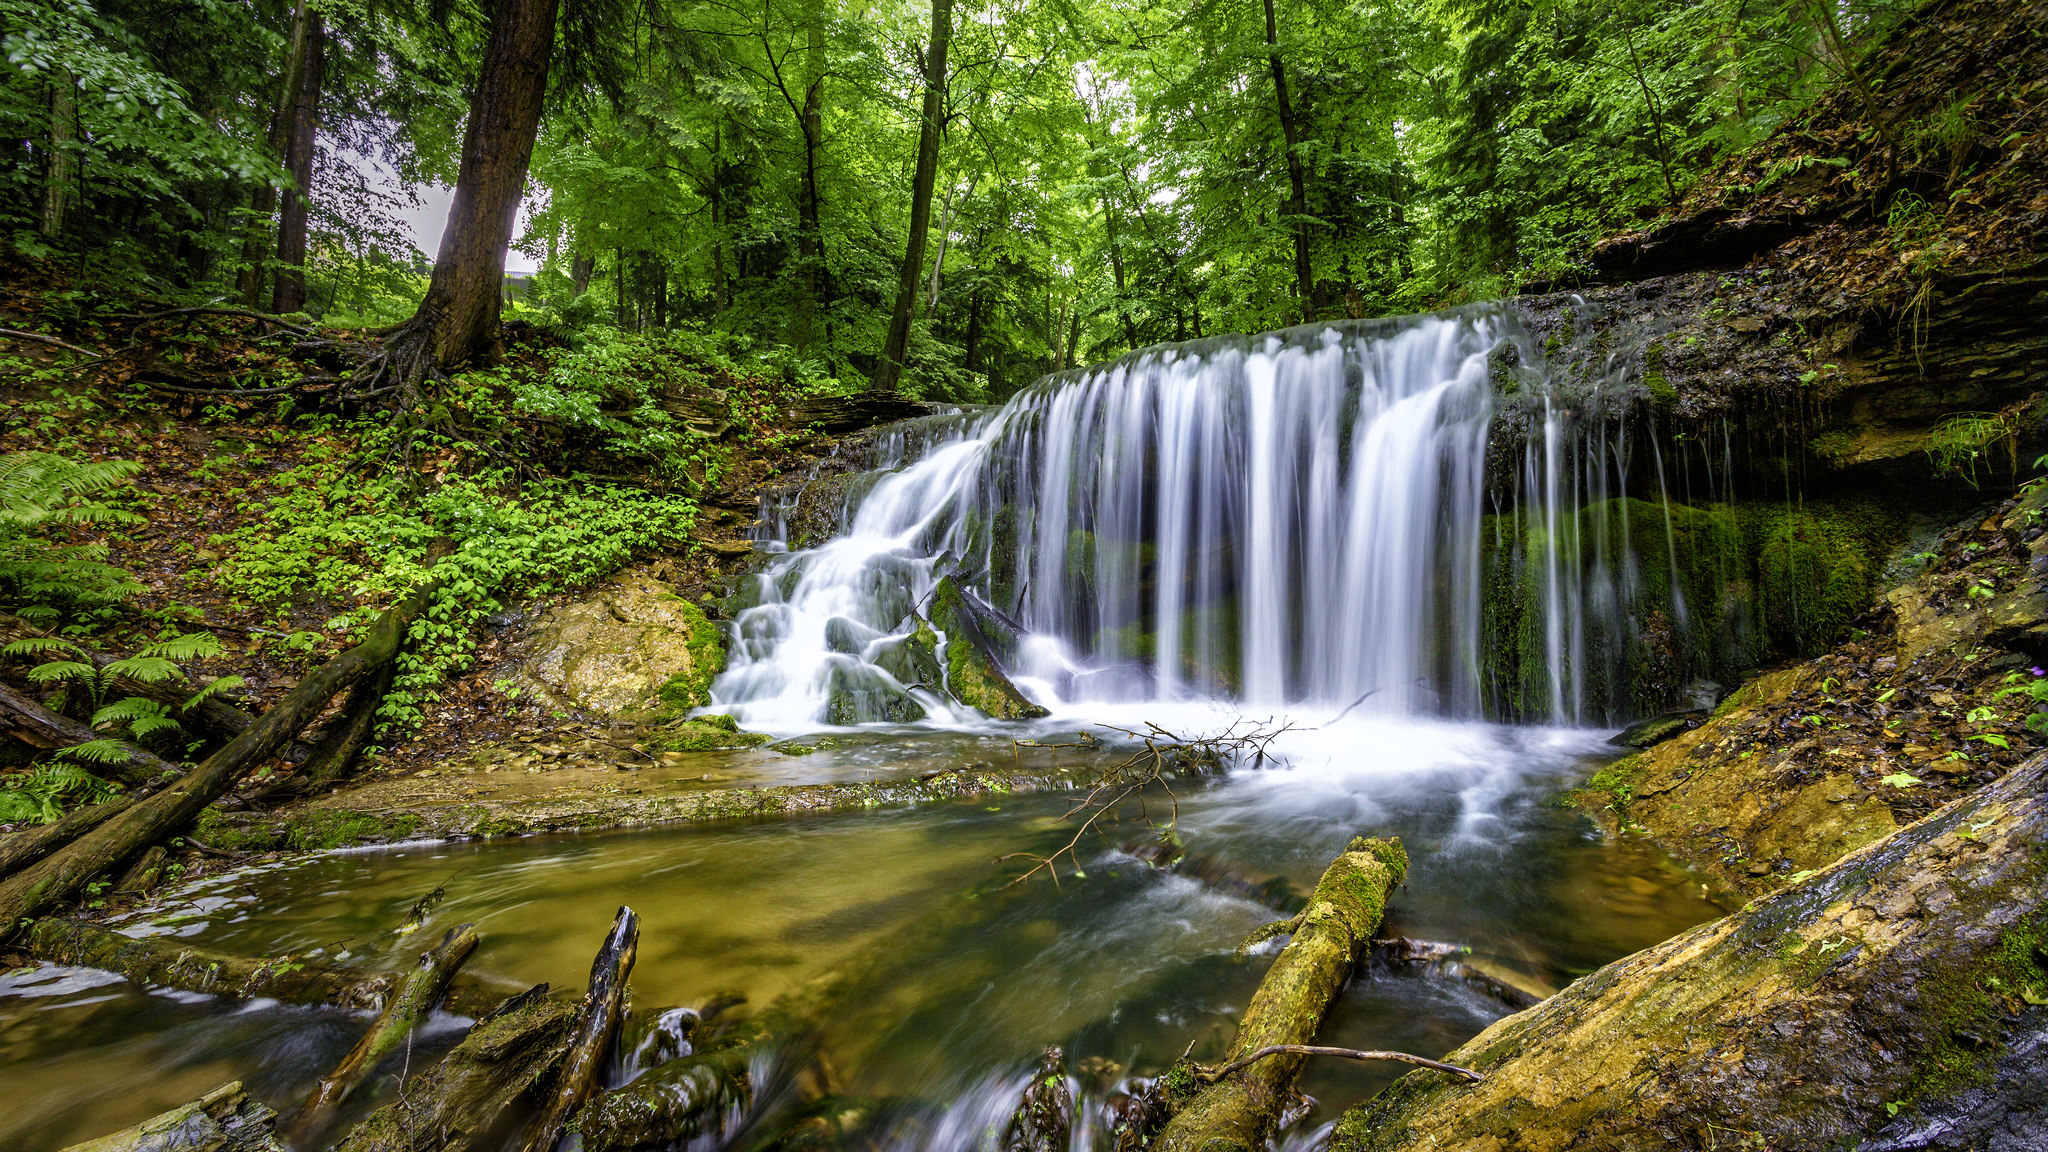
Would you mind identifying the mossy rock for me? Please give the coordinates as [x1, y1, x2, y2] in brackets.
[647, 719, 771, 752]
[517, 574, 728, 716]
[285, 810, 423, 851]
[928, 577, 1049, 720]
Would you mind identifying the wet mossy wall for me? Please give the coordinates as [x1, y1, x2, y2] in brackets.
[1480, 494, 1902, 722]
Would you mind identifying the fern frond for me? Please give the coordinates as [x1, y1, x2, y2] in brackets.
[125, 716, 183, 741]
[139, 633, 224, 662]
[26, 660, 96, 685]
[182, 675, 247, 710]
[102, 655, 183, 684]
[55, 739, 136, 765]
[1, 637, 84, 660]
[93, 697, 172, 727]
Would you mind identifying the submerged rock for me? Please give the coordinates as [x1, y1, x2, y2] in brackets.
[515, 573, 726, 715]
[869, 616, 945, 692]
[1333, 753, 2048, 1152]
[928, 577, 1049, 720]
[822, 660, 927, 724]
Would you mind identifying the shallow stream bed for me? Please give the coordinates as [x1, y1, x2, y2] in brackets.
[0, 715, 1723, 1150]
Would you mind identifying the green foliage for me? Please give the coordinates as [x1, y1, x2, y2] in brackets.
[0, 450, 145, 625]
[0, 760, 118, 825]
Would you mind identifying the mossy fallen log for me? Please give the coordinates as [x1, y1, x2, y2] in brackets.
[1143, 836, 1409, 1152]
[1330, 752, 2048, 1152]
[0, 795, 135, 877]
[518, 905, 639, 1152]
[293, 922, 481, 1134]
[1004, 1045, 1073, 1152]
[248, 665, 390, 803]
[59, 1080, 283, 1152]
[0, 682, 184, 788]
[568, 1043, 754, 1151]
[337, 990, 577, 1152]
[23, 916, 391, 1008]
[0, 566, 441, 933]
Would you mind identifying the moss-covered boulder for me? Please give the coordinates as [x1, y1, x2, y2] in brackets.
[822, 661, 927, 725]
[514, 573, 726, 715]
[927, 576, 1049, 720]
[870, 616, 944, 690]
[1334, 753, 2048, 1152]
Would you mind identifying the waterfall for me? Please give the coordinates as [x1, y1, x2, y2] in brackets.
[714, 307, 1561, 730]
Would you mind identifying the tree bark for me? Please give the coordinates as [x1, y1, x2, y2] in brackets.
[796, 4, 831, 314]
[412, 0, 560, 366]
[62, 1081, 283, 1152]
[271, 13, 327, 315]
[21, 916, 391, 1008]
[0, 796, 133, 878]
[568, 1043, 753, 1151]
[40, 69, 75, 239]
[1261, 0, 1316, 319]
[293, 923, 482, 1134]
[519, 905, 639, 1152]
[238, 0, 316, 308]
[338, 992, 577, 1152]
[868, 0, 953, 392]
[0, 573, 440, 934]
[1145, 837, 1408, 1152]
[0, 682, 183, 788]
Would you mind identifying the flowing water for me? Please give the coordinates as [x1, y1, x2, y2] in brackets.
[1, 308, 1748, 1149]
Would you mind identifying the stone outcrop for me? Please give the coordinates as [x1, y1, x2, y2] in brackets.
[1332, 752, 2048, 1152]
[513, 572, 725, 716]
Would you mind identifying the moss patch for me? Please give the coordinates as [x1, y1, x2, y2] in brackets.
[194, 808, 285, 853]
[646, 719, 769, 752]
[285, 810, 422, 851]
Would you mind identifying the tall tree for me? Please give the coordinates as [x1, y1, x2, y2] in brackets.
[1261, 0, 1316, 318]
[869, 0, 954, 392]
[409, 0, 562, 365]
[238, 0, 319, 308]
[272, 13, 327, 314]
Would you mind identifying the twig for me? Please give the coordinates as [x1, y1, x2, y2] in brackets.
[0, 328, 99, 357]
[1198, 1044, 1483, 1084]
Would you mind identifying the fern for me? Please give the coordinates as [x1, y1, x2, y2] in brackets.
[0, 451, 147, 624]
[0, 762, 120, 825]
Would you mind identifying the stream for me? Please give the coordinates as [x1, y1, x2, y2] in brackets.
[0, 716, 1721, 1149]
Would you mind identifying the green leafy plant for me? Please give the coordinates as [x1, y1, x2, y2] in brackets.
[0, 761, 119, 825]
[0, 450, 146, 625]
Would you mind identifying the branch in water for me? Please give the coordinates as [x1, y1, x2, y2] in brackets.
[1200, 1044, 1484, 1084]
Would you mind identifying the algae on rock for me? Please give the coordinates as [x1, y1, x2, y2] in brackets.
[928, 576, 1048, 720]
[515, 573, 727, 716]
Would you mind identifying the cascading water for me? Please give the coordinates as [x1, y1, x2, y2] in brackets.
[718, 308, 1537, 729]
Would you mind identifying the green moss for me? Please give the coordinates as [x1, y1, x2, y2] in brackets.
[1906, 909, 2048, 1102]
[1643, 342, 1677, 410]
[648, 600, 728, 717]
[285, 810, 422, 851]
[647, 720, 770, 752]
[193, 808, 284, 853]
[469, 815, 528, 838]
[1776, 928, 1867, 988]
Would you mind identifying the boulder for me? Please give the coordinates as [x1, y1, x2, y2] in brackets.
[822, 660, 927, 725]
[1606, 711, 1703, 748]
[515, 573, 726, 715]
[870, 616, 945, 690]
[1333, 753, 2048, 1152]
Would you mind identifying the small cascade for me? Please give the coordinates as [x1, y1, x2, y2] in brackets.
[714, 299, 1868, 731]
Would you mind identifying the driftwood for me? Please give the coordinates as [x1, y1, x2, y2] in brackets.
[0, 795, 135, 877]
[21, 915, 392, 1008]
[0, 568, 441, 933]
[337, 991, 578, 1152]
[59, 1080, 283, 1152]
[293, 922, 482, 1135]
[0, 681, 185, 787]
[0, 613, 261, 745]
[1004, 1045, 1074, 1152]
[569, 1043, 754, 1151]
[1197, 1045, 1481, 1084]
[1144, 836, 1409, 1152]
[518, 905, 639, 1152]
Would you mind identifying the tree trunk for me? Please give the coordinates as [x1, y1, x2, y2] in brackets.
[1261, 0, 1316, 319]
[39, 69, 75, 239]
[1145, 837, 1408, 1152]
[63, 1081, 282, 1152]
[0, 573, 440, 933]
[237, 0, 316, 308]
[569, 1043, 753, 1151]
[338, 993, 577, 1152]
[797, 5, 831, 312]
[0, 682, 183, 788]
[412, 0, 560, 366]
[519, 905, 639, 1152]
[271, 13, 327, 314]
[868, 0, 953, 392]
[293, 923, 481, 1136]
[23, 916, 391, 1009]
[570, 251, 595, 294]
[0, 796, 133, 878]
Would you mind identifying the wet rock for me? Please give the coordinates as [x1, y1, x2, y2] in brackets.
[1004, 1046, 1073, 1152]
[62, 1081, 283, 1152]
[822, 661, 927, 725]
[1335, 752, 2048, 1152]
[1607, 711, 1703, 748]
[515, 573, 726, 715]
[869, 616, 944, 691]
[824, 616, 879, 656]
[928, 577, 1049, 720]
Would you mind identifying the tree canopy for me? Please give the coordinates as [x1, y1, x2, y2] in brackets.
[4, 0, 1932, 401]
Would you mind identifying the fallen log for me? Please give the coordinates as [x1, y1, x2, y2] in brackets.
[59, 1080, 283, 1152]
[0, 681, 185, 788]
[0, 565, 442, 932]
[247, 665, 389, 803]
[568, 1042, 754, 1151]
[1330, 752, 2048, 1152]
[1004, 1045, 1073, 1152]
[338, 989, 577, 1152]
[1370, 937, 1545, 1010]
[0, 613, 261, 744]
[519, 905, 640, 1152]
[21, 916, 392, 1008]
[0, 795, 134, 877]
[1143, 836, 1408, 1152]
[293, 922, 482, 1134]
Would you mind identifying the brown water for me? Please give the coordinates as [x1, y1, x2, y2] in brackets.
[0, 718, 1722, 1151]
